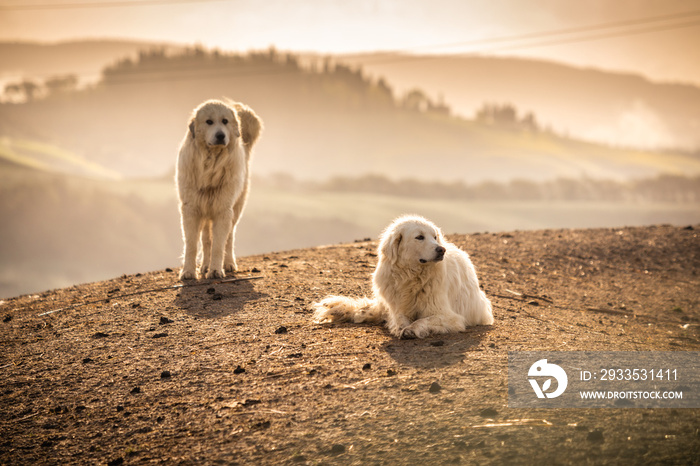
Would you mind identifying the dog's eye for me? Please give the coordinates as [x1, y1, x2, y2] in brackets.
[206, 119, 213, 125]
[222, 119, 228, 125]
[416, 235, 424, 241]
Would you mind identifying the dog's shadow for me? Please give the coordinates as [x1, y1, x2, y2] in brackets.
[173, 277, 267, 319]
[381, 326, 492, 369]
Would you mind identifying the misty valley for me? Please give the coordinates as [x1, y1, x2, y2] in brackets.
[1, 43, 699, 297]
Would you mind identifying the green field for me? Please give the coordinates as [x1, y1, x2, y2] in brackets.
[247, 185, 700, 241]
[1, 167, 698, 299]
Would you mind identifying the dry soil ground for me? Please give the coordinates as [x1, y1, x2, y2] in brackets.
[1, 225, 699, 465]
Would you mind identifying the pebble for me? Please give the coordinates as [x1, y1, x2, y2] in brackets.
[587, 430, 604, 442]
[330, 444, 346, 454]
[429, 382, 442, 393]
[274, 326, 288, 334]
[454, 440, 469, 450]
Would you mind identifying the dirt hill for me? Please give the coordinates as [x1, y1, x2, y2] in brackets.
[1, 225, 699, 465]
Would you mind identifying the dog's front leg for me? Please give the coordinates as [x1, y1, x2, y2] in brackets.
[200, 220, 213, 275]
[180, 209, 203, 280]
[206, 210, 234, 279]
[223, 226, 238, 273]
[224, 180, 249, 273]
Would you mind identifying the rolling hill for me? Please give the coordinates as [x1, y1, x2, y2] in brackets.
[1, 45, 699, 182]
[1, 154, 699, 299]
[337, 53, 700, 150]
[1, 43, 699, 299]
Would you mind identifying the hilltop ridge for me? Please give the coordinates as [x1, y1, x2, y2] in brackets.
[1, 225, 699, 464]
[3, 45, 699, 181]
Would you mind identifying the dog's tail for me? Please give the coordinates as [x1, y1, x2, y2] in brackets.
[232, 102, 263, 150]
[312, 296, 385, 324]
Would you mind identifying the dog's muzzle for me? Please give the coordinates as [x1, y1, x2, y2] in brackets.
[211, 131, 227, 146]
[434, 246, 446, 261]
[420, 246, 446, 263]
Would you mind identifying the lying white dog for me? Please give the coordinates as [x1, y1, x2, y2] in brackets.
[313, 215, 494, 338]
[176, 99, 262, 280]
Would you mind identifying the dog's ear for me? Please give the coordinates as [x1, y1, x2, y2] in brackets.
[380, 229, 402, 264]
[234, 103, 262, 147]
[435, 226, 445, 244]
[188, 118, 195, 139]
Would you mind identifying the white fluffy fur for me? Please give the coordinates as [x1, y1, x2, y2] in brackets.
[313, 215, 494, 338]
[176, 99, 262, 280]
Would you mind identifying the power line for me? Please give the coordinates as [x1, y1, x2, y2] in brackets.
[96, 14, 700, 84]
[0, 0, 228, 10]
[358, 18, 700, 68]
[479, 18, 700, 54]
[3, 9, 699, 85]
[367, 8, 700, 56]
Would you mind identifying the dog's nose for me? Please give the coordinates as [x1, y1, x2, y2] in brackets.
[215, 131, 226, 142]
[436, 246, 446, 255]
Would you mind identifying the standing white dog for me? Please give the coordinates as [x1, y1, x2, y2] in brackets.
[176, 99, 262, 280]
[313, 215, 494, 338]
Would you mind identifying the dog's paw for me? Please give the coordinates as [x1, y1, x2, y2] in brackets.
[200, 264, 209, 275]
[179, 268, 197, 280]
[399, 322, 430, 339]
[223, 261, 238, 274]
[206, 268, 225, 279]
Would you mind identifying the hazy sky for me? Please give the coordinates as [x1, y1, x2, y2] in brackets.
[1, 0, 699, 85]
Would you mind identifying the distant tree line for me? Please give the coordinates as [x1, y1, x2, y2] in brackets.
[1, 45, 557, 133]
[1, 46, 456, 117]
[3, 74, 79, 102]
[256, 173, 700, 203]
[98, 46, 456, 116]
[475, 103, 539, 132]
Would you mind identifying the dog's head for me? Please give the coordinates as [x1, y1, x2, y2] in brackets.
[378, 215, 446, 267]
[188, 100, 241, 149]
